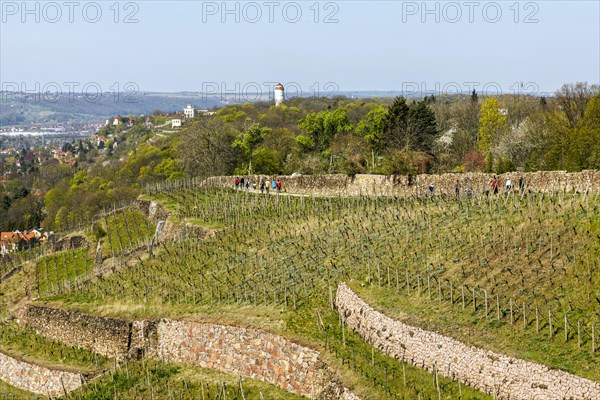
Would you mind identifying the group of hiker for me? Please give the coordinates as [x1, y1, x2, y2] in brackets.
[235, 174, 524, 197]
[427, 176, 525, 197]
[487, 175, 524, 195]
[234, 176, 282, 194]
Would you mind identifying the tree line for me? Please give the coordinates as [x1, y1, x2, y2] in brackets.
[179, 82, 599, 178]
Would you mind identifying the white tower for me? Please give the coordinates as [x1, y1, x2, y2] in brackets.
[274, 83, 284, 106]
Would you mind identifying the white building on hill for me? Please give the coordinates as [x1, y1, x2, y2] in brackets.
[184, 105, 195, 119]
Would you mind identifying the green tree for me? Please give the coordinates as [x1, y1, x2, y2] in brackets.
[527, 90, 599, 171]
[356, 105, 387, 148]
[251, 147, 281, 174]
[478, 98, 508, 154]
[297, 108, 352, 153]
[54, 206, 69, 232]
[407, 101, 438, 154]
[525, 110, 570, 171]
[383, 97, 438, 154]
[382, 97, 410, 150]
[484, 152, 494, 173]
[568, 94, 600, 170]
[554, 82, 599, 128]
[232, 123, 271, 174]
[43, 180, 70, 230]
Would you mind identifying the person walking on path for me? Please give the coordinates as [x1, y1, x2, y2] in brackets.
[272, 179, 277, 192]
[276, 179, 282, 193]
[259, 177, 265, 194]
[265, 179, 270, 194]
[505, 178, 512, 193]
[491, 176, 499, 195]
[245, 179, 250, 192]
[234, 176, 240, 191]
[455, 180, 460, 197]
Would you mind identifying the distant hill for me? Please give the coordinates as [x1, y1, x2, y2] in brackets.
[0, 92, 222, 126]
[1, 89, 553, 127]
[0, 90, 424, 127]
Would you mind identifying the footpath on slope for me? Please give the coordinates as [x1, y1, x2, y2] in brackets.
[202, 170, 600, 197]
[335, 282, 600, 400]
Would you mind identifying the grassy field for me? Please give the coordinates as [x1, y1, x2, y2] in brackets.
[3, 183, 599, 397]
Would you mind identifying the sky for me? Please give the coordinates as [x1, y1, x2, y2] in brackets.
[1, 1, 599, 97]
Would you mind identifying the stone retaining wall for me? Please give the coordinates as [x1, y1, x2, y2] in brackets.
[16, 304, 359, 399]
[48, 234, 90, 252]
[150, 319, 339, 398]
[204, 170, 599, 197]
[335, 282, 600, 400]
[0, 265, 23, 283]
[134, 200, 215, 244]
[136, 199, 171, 224]
[19, 304, 133, 360]
[0, 350, 86, 398]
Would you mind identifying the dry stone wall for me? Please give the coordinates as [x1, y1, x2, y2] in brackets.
[48, 234, 90, 252]
[135, 200, 215, 244]
[19, 304, 133, 360]
[0, 265, 23, 283]
[151, 319, 324, 398]
[15, 305, 359, 399]
[204, 170, 599, 197]
[135, 318, 359, 399]
[335, 282, 600, 400]
[0, 350, 86, 398]
[136, 199, 171, 224]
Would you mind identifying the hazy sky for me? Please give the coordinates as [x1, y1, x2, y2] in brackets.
[1, 1, 599, 96]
